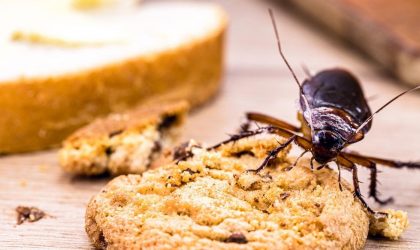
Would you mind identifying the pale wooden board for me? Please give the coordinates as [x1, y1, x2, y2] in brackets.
[1, 0, 420, 249]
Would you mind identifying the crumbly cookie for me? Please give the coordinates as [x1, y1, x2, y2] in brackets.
[86, 137, 408, 249]
[60, 100, 188, 176]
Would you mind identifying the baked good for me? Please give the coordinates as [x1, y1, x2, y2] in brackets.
[60, 100, 188, 176]
[86, 136, 408, 249]
[0, 0, 226, 153]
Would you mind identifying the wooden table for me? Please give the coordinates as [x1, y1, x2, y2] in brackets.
[1, 0, 419, 249]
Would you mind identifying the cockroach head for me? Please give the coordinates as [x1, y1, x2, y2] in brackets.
[311, 130, 344, 164]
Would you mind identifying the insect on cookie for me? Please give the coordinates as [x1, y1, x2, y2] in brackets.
[60, 100, 188, 176]
[85, 137, 408, 249]
[224, 9, 420, 216]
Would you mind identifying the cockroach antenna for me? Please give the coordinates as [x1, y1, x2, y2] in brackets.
[268, 9, 314, 134]
[347, 85, 420, 144]
[356, 85, 420, 134]
[268, 9, 300, 87]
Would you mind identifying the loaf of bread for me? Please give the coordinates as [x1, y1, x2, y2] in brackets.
[0, 0, 227, 153]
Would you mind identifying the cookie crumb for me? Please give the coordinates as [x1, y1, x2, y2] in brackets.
[16, 206, 46, 225]
[369, 209, 409, 240]
[225, 232, 248, 244]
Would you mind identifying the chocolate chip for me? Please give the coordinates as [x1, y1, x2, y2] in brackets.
[225, 232, 248, 244]
[183, 168, 197, 175]
[280, 192, 290, 200]
[109, 129, 123, 138]
[105, 147, 114, 156]
[16, 206, 46, 225]
[232, 150, 255, 157]
[97, 231, 108, 249]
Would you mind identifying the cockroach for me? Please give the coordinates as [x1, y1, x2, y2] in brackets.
[175, 9, 420, 215]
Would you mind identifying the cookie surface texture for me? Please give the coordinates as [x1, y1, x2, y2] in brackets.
[86, 137, 374, 249]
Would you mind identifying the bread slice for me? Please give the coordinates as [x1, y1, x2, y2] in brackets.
[0, 0, 226, 153]
[60, 100, 188, 176]
[85, 137, 408, 249]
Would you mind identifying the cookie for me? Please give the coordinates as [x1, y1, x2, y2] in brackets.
[59, 100, 188, 176]
[86, 136, 408, 249]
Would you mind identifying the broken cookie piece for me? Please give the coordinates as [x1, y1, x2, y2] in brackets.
[369, 209, 409, 240]
[59, 100, 188, 176]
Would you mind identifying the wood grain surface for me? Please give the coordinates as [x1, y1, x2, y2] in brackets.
[1, 0, 420, 249]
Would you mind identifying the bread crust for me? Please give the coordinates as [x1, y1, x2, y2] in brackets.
[86, 137, 373, 249]
[0, 9, 226, 153]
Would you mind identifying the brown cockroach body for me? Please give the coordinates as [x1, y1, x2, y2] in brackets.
[299, 68, 372, 164]
[186, 9, 420, 215]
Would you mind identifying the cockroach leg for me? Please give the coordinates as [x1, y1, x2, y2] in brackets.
[337, 155, 376, 215]
[176, 123, 299, 164]
[208, 126, 309, 151]
[343, 151, 420, 170]
[351, 164, 376, 214]
[286, 149, 309, 171]
[207, 128, 274, 151]
[238, 121, 251, 133]
[340, 152, 394, 205]
[173, 141, 203, 164]
[175, 152, 193, 164]
[310, 157, 315, 170]
[205, 125, 312, 173]
[247, 135, 297, 173]
[316, 164, 326, 170]
[336, 162, 343, 191]
[369, 164, 394, 205]
[246, 112, 301, 132]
